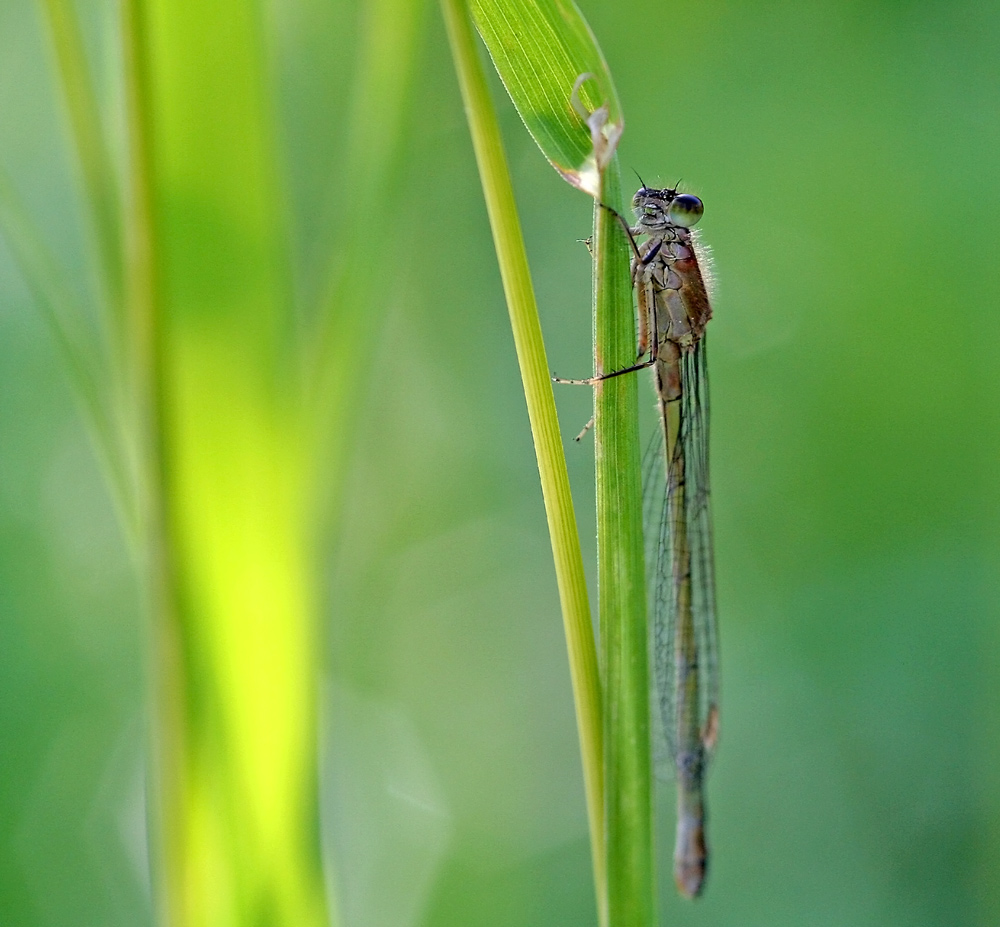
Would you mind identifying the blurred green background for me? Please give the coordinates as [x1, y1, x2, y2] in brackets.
[1, 0, 999, 924]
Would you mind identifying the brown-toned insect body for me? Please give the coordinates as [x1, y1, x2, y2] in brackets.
[629, 186, 719, 900]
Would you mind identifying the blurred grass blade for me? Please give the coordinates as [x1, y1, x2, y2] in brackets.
[0, 166, 136, 536]
[468, 0, 622, 194]
[122, 0, 331, 923]
[307, 0, 425, 523]
[440, 0, 606, 923]
[39, 0, 125, 349]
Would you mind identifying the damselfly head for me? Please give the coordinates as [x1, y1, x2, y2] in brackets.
[633, 187, 704, 231]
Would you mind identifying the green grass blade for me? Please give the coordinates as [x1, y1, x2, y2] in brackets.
[464, 0, 652, 920]
[593, 165, 654, 927]
[440, 1, 606, 923]
[468, 0, 622, 194]
[0, 166, 138, 538]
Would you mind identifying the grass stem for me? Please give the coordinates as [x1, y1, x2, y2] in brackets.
[593, 166, 655, 926]
[440, 1, 607, 922]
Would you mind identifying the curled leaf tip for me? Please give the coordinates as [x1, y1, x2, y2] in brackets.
[570, 72, 598, 120]
[564, 73, 623, 197]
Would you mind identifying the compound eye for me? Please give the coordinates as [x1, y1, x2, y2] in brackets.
[668, 193, 704, 228]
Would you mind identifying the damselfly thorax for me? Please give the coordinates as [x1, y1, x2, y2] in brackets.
[631, 188, 713, 394]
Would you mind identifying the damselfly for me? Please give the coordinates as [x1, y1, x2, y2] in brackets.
[558, 185, 720, 898]
[631, 185, 718, 900]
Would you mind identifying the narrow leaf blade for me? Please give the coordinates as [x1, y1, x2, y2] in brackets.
[470, 0, 623, 194]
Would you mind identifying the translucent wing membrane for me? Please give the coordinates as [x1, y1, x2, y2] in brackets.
[645, 339, 719, 775]
[680, 341, 719, 751]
